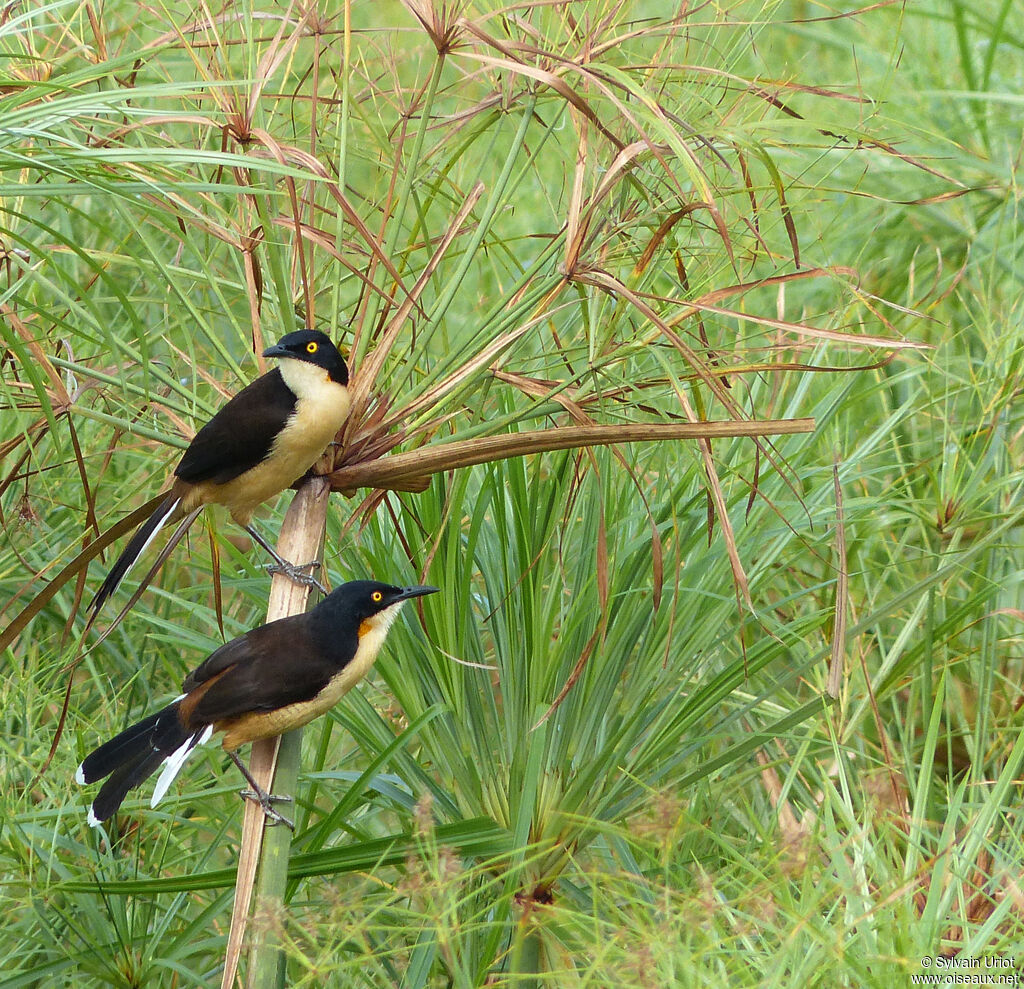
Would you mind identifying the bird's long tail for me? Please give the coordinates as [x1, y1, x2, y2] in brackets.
[76, 700, 213, 826]
[87, 492, 182, 616]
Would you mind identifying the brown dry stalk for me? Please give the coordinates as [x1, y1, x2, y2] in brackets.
[327, 419, 815, 494]
[350, 182, 485, 419]
[0, 495, 166, 652]
[827, 459, 847, 700]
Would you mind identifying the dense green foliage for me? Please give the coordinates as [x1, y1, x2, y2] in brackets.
[1, 1, 1022, 985]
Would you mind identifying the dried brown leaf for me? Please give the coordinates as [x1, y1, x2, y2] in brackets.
[0, 494, 166, 652]
[328, 419, 814, 495]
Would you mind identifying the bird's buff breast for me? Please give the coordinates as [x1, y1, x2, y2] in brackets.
[217, 614, 394, 750]
[204, 366, 350, 524]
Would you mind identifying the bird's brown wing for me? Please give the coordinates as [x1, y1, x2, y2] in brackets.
[174, 369, 296, 486]
[180, 617, 336, 723]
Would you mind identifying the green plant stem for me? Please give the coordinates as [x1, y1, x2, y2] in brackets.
[509, 914, 541, 989]
[221, 478, 330, 989]
[246, 727, 303, 989]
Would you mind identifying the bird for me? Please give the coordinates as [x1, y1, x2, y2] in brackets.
[87, 328, 351, 618]
[76, 580, 438, 829]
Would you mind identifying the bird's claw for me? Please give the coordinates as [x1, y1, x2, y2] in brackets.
[265, 559, 327, 595]
[238, 788, 295, 830]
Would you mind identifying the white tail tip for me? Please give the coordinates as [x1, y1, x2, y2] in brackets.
[150, 724, 214, 807]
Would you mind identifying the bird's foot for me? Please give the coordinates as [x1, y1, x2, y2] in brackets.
[244, 523, 328, 595]
[265, 558, 328, 596]
[238, 787, 295, 830]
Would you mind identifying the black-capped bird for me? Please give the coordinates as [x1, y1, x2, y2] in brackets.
[88, 328, 350, 617]
[77, 580, 438, 829]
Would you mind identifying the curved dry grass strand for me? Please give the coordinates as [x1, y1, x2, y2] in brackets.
[326, 418, 816, 495]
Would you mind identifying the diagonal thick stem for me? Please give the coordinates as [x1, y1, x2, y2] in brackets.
[328, 419, 815, 494]
[221, 476, 331, 989]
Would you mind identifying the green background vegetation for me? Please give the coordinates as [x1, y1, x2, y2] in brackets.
[1, 0, 1022, 985]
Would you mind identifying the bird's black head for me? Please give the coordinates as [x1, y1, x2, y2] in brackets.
[314, 579, 438, 634]
[263, 329, 349, 385]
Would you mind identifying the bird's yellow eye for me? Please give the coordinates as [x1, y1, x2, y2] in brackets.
[371, 591, 383, 602]
[306, 341, 319, 354]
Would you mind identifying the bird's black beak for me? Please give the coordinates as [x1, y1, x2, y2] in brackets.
[262, 341, 289, 359]
[393, 585, 439, 603]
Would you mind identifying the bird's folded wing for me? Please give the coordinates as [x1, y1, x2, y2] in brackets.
[174, 369, 297, 485]
[180, 620, 335, 722]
